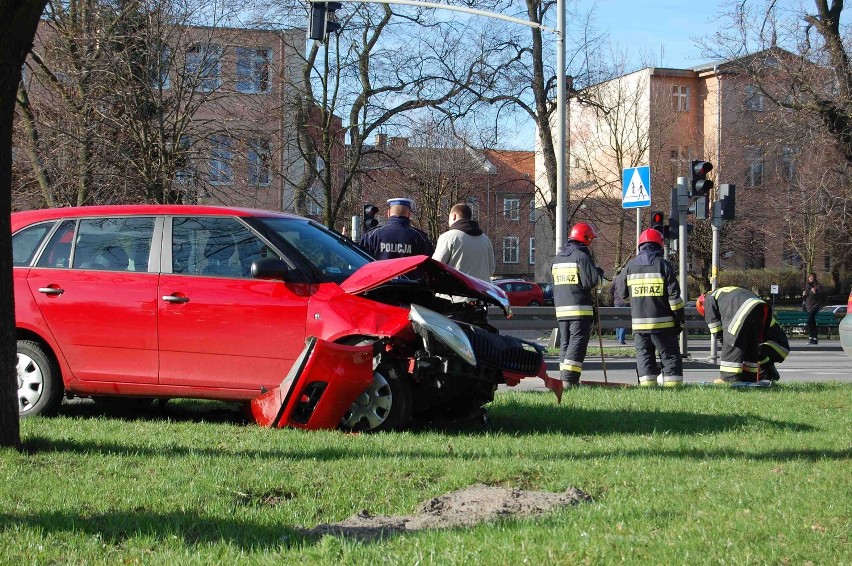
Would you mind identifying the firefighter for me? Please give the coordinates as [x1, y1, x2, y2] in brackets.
[696, 287, 789, 383]
[551, 222, 603, 385]
[615, 228, 685, 387]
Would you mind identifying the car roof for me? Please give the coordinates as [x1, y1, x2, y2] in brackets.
[12, 205, 302, 230]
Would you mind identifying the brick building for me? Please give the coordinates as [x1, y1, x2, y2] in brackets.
[15, 21, 308, 211]
[360, 136, 538, 279]
[535, 49, 847, 286]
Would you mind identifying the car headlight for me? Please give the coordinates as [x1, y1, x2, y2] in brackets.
[409, 305, 476, 367]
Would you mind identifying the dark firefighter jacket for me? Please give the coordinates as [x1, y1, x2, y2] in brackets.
[703, 286, 767, 339]
[551, 240, 600, 319]
[616, 242, 684, 332]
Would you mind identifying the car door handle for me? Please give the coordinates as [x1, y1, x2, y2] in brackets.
[38, 287, 65, 296]
[162, 295, 190, 304]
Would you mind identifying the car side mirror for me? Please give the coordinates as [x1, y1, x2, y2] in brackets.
[251, 257, 289, 281]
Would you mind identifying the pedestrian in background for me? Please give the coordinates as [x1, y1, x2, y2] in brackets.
[610, 271, 628, 345]
[615, 228, 684, 387]
[550, 222, 603, 386]
[802, 272, 824, 344]
[432, 203, 494, 281]
[359, 198, 433, 260]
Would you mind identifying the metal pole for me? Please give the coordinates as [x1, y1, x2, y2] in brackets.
[635, 208, 641, 248]
[710, 223, 720, 362]
[352, 216, 361, 241]
[676, 177, 689, 356]
[555, 0, 567, 251]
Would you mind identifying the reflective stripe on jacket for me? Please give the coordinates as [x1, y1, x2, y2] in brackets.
[551, 240, 600, 320]
[616, 244, 683, 332]
[703, 287, 767, 338]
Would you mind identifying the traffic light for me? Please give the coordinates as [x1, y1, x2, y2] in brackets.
[308, 2, 343, 42]
[666, 215, 679, 241]
[363, 204, 378, 232]
[718, 184, 736, 221]
[690, 160, 714, 197]
[650, 210, 664, 229]
[688, 195, 709, 220]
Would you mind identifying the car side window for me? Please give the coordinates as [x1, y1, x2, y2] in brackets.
[13, 222, 55, 267]
[72, 217, 155, 271]
[35, 220, 76, 268]
[172, 216, 277, 278]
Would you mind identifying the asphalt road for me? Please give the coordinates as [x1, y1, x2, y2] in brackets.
[502, 334, 852, 391]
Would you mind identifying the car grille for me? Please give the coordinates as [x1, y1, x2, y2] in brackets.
[465, 327, 543, 374]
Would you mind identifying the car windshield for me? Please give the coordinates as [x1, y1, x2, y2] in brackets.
[257, 217, 371, 283]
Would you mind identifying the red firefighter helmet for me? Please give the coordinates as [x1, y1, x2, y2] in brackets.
[696, 293, 706, 316]
[638, 228, 665, 248]
[569, 223, 597, 246]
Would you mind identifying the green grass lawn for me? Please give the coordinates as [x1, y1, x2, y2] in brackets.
[1, 384, 849, 564]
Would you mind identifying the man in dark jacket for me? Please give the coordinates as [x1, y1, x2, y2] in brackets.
[697, 287, 789, 383]
[550, 222, 602, 385]
[615, 228, 684, 387]
[359, 198, 434, 260]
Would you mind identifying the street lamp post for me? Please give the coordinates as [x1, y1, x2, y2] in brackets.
[555, 0, 567, 251]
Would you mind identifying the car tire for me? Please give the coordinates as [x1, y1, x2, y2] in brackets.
[529, 300, 541, 306]
[340, 359, 411, 432]
[17, 340, 63, 417]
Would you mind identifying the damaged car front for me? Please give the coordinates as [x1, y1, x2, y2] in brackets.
[246, 216, 549, 432]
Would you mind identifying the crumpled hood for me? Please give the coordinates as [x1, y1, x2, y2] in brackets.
[340, 255, 511, 315]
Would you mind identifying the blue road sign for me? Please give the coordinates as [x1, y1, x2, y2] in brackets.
[622, 166, 651, 208]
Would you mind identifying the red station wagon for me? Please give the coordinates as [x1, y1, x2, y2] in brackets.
[13, 206, 548, 431]
[493, 279, 546, 307]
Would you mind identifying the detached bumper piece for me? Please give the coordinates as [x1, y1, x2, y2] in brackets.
[251, 337, 374, 430]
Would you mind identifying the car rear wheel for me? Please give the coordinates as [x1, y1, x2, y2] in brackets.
[17, 340, 63, 417]
[529, 300, 541, 306]
[340, 360, 411, 432]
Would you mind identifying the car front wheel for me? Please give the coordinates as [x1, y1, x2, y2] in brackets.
[17, 340, 63, 417]
[340, 360, 411, 432]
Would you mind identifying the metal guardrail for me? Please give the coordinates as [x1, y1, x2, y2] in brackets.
[487, 306, 708, 332]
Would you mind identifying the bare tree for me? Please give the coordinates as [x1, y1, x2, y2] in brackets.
[704, 0, 852, 280]
[1, 0, 48, 449]
[291, 3, 497, 232]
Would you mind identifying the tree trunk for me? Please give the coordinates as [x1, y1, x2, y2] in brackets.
[1, 0, 49, 450]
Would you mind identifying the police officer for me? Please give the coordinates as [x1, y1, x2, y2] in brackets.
[696, 287, 789, 383]
[615, 228, 685, 387]
[359, 198, 434, 260]
[551, 222, 602, 385]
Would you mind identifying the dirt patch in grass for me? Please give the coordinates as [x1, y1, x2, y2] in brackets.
[299, 484, 591, 542]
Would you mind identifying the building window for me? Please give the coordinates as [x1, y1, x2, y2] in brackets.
[745, 85, 765, 112]
[669, 146, 690, 179]
[672, 85, 689, 112]
[503, 236, 519, 264]
[209, 135, 233, 185]
[466, 197, 480, 220]
[236, 48, 271, 94]
[248, 138, 271, 186]
[529, 237, 535, 264]
[503, 198, 520, 221]
[186, 44, 221, 92]
[529, 198, 536, 222]
[745, 146, 763, 186]
[781, 146, 797, 181]
[306, 188, 324, 217]
[174, 135, 194, 185]
[152, 46, 171, 90]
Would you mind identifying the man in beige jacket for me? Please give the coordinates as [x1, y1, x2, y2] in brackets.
[432, 203, 495, 282]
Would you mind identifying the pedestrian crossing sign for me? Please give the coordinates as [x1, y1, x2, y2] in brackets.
[622, 166, 651, 208]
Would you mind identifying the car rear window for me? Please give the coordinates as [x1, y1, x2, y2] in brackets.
[12, 222, 55, 266]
